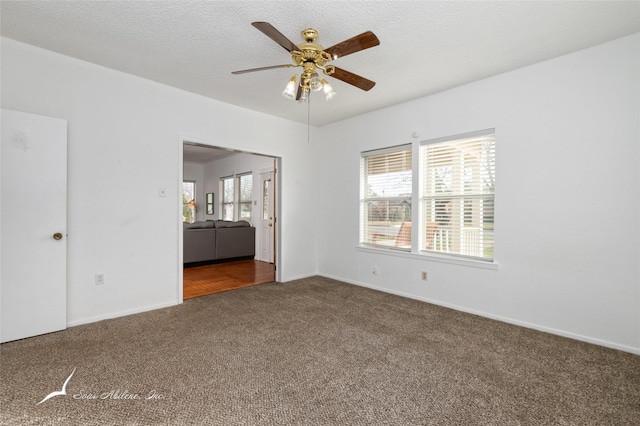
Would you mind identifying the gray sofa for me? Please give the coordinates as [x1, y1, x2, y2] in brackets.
[183, 220, 255, 264]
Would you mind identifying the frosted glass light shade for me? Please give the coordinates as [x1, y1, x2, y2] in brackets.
[282, 76, 297, 99]
[322, 80, 336, 101]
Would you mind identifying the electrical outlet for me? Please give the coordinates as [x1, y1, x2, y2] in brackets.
[373, 267, 379, 276]
[95, 273, 105, 285]
[421, 271, 428, 281]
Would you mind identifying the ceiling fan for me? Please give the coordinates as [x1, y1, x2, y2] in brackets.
[232, 22, 380, 102]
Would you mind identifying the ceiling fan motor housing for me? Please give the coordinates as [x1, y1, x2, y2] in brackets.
[291, 29, 335, 87]
[292, 32, 331, 65]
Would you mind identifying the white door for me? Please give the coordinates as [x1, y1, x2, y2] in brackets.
[259, 171, 275, 263]
[1, 109, 67, 343]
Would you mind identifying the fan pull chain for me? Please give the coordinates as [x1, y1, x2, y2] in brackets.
[307, 93, 311, 144]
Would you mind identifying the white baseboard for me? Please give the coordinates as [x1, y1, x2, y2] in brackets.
[281, 272, 318, 282]
[67, 300, 178, 328]
[318, 273, 640, 355]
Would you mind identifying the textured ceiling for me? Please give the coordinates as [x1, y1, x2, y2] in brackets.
[1, 1, 639, 127]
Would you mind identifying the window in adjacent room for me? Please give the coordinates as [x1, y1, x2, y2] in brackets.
[182, 180, 196, 223]
[221, 176, 234, 221]
[238, 173, 253, 222]
[220, 173, 254, 222]
[360, 144, 413, 250]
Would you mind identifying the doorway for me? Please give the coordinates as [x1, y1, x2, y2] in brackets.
[179, 140, 280, 301]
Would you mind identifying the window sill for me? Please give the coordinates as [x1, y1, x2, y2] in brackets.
[356, 245, 500, 270]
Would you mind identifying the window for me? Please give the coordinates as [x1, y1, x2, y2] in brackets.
[359, 130, 495, 262]
[182, 181, 196, 223]
[238, 173, 253, 222]
[220, 173, 253, 222]
[221, 176, 234, 221]
[262, 178, 271, 220]
[421, 131, 495, 260]
[360, 145, 413, 250]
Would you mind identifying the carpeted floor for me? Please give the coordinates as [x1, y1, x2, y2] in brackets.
[1, 276, 639, 425]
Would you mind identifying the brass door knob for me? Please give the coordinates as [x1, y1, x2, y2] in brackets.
[53, 232, 63, 240]
[268, 223, 273, 227]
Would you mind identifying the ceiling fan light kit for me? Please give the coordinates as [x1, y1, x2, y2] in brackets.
[232, 22, 379, 103]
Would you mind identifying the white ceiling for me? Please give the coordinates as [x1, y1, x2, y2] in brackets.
[182, 143, 239, 163]
[1, 1, 639, 128]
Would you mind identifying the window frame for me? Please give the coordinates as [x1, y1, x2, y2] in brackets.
[419, 130, 495, 261]
[220, 172, 253, 223]
[237, 172, 253, 223]
[359, 144, 413, 251]
[220, 175, 235, 221]
[357, 129, 497, 269]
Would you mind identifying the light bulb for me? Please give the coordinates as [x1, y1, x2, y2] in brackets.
[322, 80, 336, 101]
[300, 87, 309, 102]
[309, 73, 323, 92]
[282, 76, 297, 100]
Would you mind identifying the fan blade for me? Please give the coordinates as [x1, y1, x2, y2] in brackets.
[232, 64, 294, 75]
[324, 31, 380, 59]
[252, 22, 299, 52]
[330, 67, 376, 91]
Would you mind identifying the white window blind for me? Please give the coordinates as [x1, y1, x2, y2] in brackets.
[360, 145, 413, 250]
[420, 131, 495, 260]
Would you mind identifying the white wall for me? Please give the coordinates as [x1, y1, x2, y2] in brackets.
[317, 34, 640, 353]
[202, 152, 274, 223]
[1, 37, 318, 326]
[200, 152, 275, 257]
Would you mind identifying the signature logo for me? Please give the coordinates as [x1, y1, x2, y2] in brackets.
[35, 367, 165, 404]
[37, 367, 76, 405]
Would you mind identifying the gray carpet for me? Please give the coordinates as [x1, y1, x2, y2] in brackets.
[1, 276, 638, 425]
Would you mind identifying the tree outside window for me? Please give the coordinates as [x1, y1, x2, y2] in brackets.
[221, 176, 234, 221]
[182, 181, 196, 223]
[238, 173, 253, 222]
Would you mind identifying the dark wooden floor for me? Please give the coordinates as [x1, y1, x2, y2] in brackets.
[183, 260, 276, 300]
